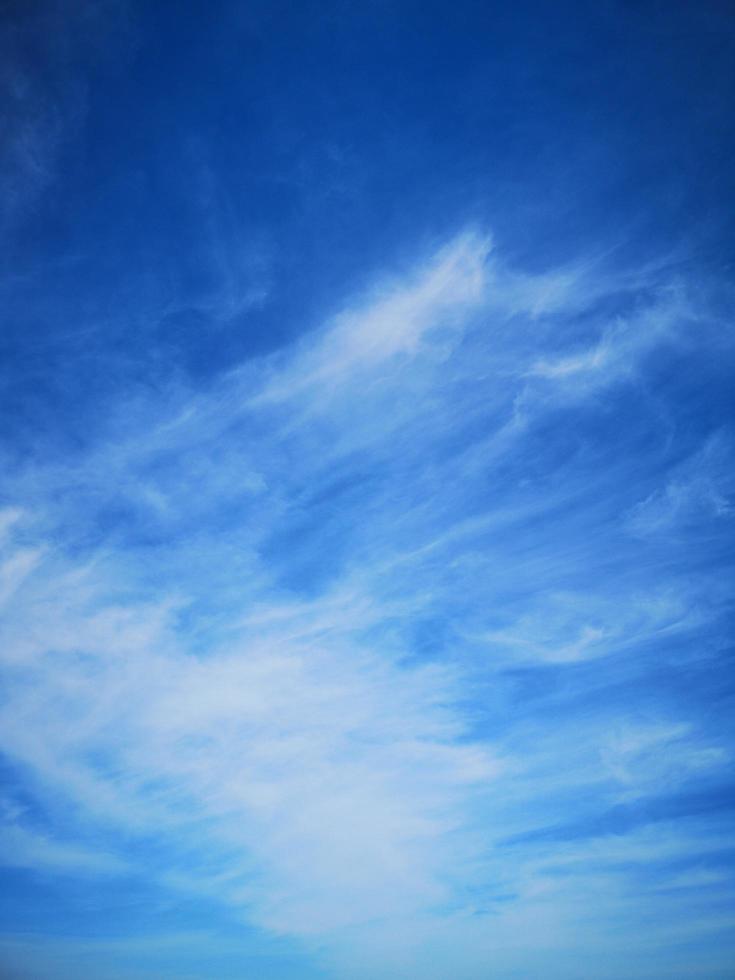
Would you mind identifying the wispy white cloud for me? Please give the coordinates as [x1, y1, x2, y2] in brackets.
[601, 722, 727, 798]
[627, 433, 734, 536]
[476, 587, 698, 665]
[0, 821, 128, 877]
[525, 288, 682, 393]
[0, 230, 730, 975]
[0, 507, 24, 541]
[0, 545, 44, 607]
[0, 522, 499, 936]
[259, 231, 491, 401]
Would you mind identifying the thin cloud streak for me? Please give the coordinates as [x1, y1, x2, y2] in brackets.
[1, 230, 733, 976]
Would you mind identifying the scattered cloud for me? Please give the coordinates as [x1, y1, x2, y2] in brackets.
[0, 229, 732, 976]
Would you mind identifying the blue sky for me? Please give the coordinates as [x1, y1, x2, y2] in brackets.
[1, 1, 734, 978]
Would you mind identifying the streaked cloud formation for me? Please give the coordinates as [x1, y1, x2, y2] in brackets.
[2, 227, 734, 977]
[1, 1, 734, 978]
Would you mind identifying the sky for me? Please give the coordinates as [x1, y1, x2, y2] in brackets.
[0, 1, 734, 978]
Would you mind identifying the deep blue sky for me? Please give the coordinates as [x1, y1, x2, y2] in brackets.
[1, 2, 734, 978]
